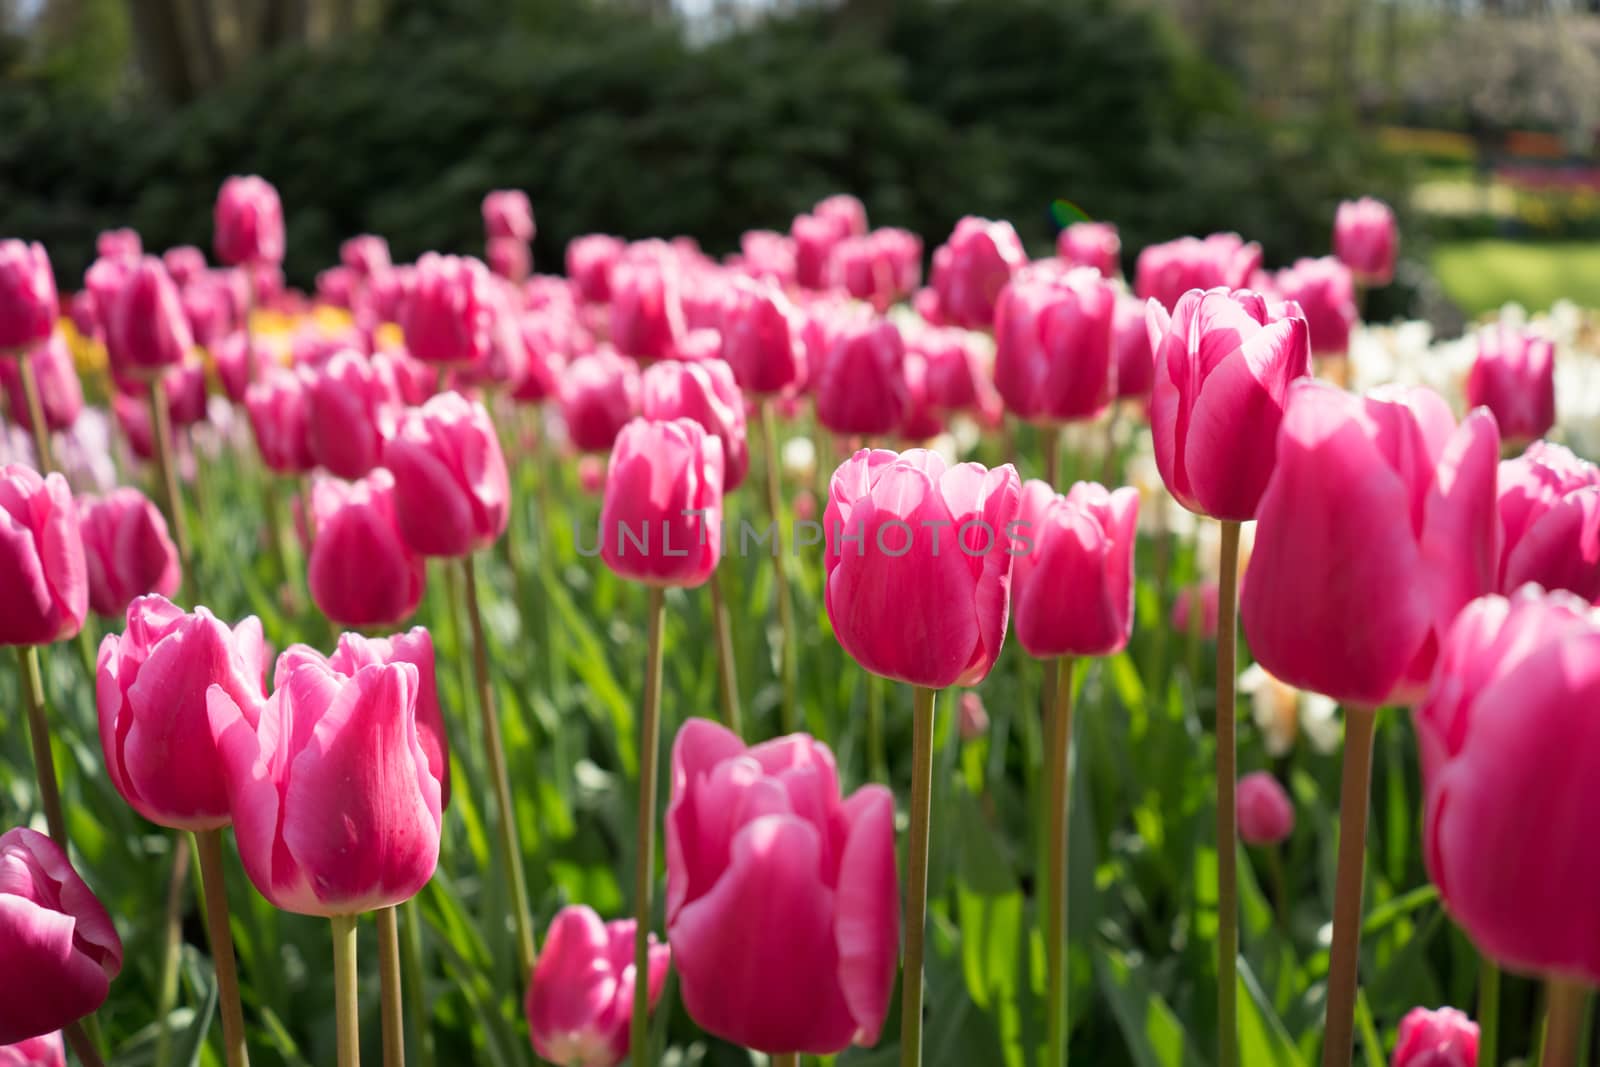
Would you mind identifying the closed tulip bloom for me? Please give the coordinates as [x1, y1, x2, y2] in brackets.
[511, 309, 572, 405]
[1112, 294, 1154, 401]
[483, 189, 536, 243]
[1145, 287, 1311, 521]
[181, 276, 235, 349]
[599, 417, 724, 588]
[1275, 256, 1357, 358]
[721, 278, 805, 396]
[1391, 1006, 1478, 1067]
[1242, 382, 1500, 706]
[0, 1031, 65, 1066]
[825, 230, 920, 311]
[1334, 197, 1398, 287]
[642, 359, 749, 492]
[1497, 441, 1600, 600]
[898, 352, 945, 442]
[609, 248, 685, 361]
[455, 290, 530, 390]
[1135, 233, 1263, 313]
[308, 470, 426, 629]
[97, 596, 266, 828]
[214, 176, 285, 266]
[1056, 222, 1120, 278]
[929, 216, 1028, 330]
[306, 350, 401, 480]
[0, 335, 82, 434]
[488, 237, 532, 284]
[561, 349, 640, 453]
[815, 193, 869, 238]
[913, 327, 1000, 422]
[322, 628, 451, 809]
[994, 266, 1117, 424]
[245, 365, 316, 475]
[567, 235, 626, 304]
[0, 465, 87, 647]
[792, 213, 849, 291]
[105, 257, 193, 380]
[0, 828, 123, 1045]
[215, 331, 271, 403]
[77, 489, 180, 618]
[1464, 324, 1555, 448]
[162, 246, 207, 288]
[736, 229, 797, 287]
[1236, 771, 1294, 846]
[666, 719, 897, 1055]
[525, 905, 671, 1067]
[96, 229, 141, 263]
[1011, 478, 1138, 658]
[340, 235, 391, 281]
[0, 241, 58, 351]
[1418, 590, 1600, 984]
[162, 358, 208, 430]
[208, 645, 443, 915]
[385, 391, 510, 557]
[815, 318, 909, 437]
[825, 448, 1021, 688]
[402, 253, 496, 367]
[317, 267, 357, 310]
[958, 691, 989, 741]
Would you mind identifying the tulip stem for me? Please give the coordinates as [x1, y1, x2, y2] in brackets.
[759, 400, 797, 733]
[195, 829, 251, 1067]
[148, 374, 193, 573]
[1042, 425, 1060, 490]
[771, 1055, 799, 1067]
[1215, 520, 1242, 1067]
[866, 671, 888, 783]
[1542, 980, 1588, 1067]
[18, 645, 67, 844]
[900, 685, 939, 1067]
[12, 343, 55, 471]
[1320, 704, 1377, 1067]
[261, 476, 295, 600]
[376, 906, 405, 1067]
[632, 587, 668, 1067]
[707, 563, 742, 737]
[1478, 956, 1500, 1067]
[153, 831, 194, 1067]
[331, 914, 361, 1067]
[400, 899, 434, 1067]
[64, 1020, 107, 1067]
[1046, 656, 1077, 1067]
[459, 554, 537, 978]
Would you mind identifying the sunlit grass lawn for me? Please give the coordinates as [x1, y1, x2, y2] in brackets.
[1432, 239, 1600, 317]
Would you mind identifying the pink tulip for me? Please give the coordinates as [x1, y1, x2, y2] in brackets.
[0, 241, 58, 351]
[815, 318, 908, 437]
[208, 642, 443, 915]
[97, 595, 266, 830]
[483, 189, 536, 243]
[511, 309, 572, 405]
[561, 349, 640, 453]
[161, 357, 208, 430]
[994, 265, 1118, 423]
[105, 257, 192, 379]
[911, 327, 1000, 423]
[1391, 1006, 1478, 1067]
[305, 350, 402, 480]
[162, 246, 207, 288]
[1497, 441, 1600, 600]
[67, 291, 98, 341]
[181, 276, 235, 349]
[245, 365, 316, 475]
[958, 691, 989, 741]
[322, 628, 451, 809]
[308, 470, 427, 628]
[929, 216, 1028, 330]
[403, 253, 496, 367]
[1112, 294, 1154, 401]
[1236, 771, 1294, 845]
[578, 454, 605, 495]
[642, 359, 749, 492]
[1275, 257, 1357, 358]
[214, 176, 285, 267]
[1145, 287, 1311, 521]
[1464, 324, 1556, 448]
[0, 465, 87, 647]
[453, 290, 529, 390]
[609, 246, 685, 361]
[96, 229, 141, 263]
[384, 391, 511, 557]
[1056, 222, 1120, 278]
[815, 193, 869, 238]
[488, 238, 531, 284]
[898, 352, 945, 442]
[825, 230, 921, 311]
[1334, 197, 1398, 287]
[0, 335, 82, 434]
[1242, 382, 1500, 706]
[665, 719, 897, 1054]
[1418, 589, 1600, 984]
[825, 448, 1020, 687]
[214, 332, 272, 404]
[1135, 233, 1262, 313]
[735, 230, 797, 287]
[525, 905, 671, 1067]
[721, 278, 805, 397]
[567, 235, 626, 304]
[77, 489, 180, 618]
[792, 213, 849, 291]
[317, 267, 357, 311]
[1171, 581, 1220, 639]
[599, 417, 724, 588]
[0, 1031, 65, 1066]
[0, 828, 122, 1045]
[340, 236, 391, 280]
[1011, 479, 1138, 658]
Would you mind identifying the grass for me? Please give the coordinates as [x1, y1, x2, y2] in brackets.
[1431, 238, 1600, 317]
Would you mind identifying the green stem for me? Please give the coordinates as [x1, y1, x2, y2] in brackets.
[400, 899, 434, 1067]
[1042, 425, 1060, 490]
[152, 832, 193, 1067]
[1320, 705, 1378, 1067]
[460, 554, 537, 978]
[12, 343, 54, 471]
[331, 914, 361, 1067]
[632, 587, 668, 1067]
[1542, 980, 1588, 1067]
[1216, 519, 1242, 1067]
[195, 829, 250, 1067]
[18, 645, 66, 844]
[866, 671, 887, 783]
[900, 686, 939, 1067]
[64, 1020, 107, 1067]
[707, 564, 742, 737]
[376, 906, 405, 1067]
[262, 476, 295, 598]
[771, 1055, 799, 1067]
[1046, 657, 1077, 1067]
[759, 401, 797, 733]
[1479, 956, 1500, 1067]
[149, 374, 193, 575]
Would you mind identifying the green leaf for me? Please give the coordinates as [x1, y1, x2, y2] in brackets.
[1237, 957, 1306, 1067]
[1095, 950, 1196, 1067]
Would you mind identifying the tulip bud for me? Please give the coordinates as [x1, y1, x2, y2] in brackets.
[736, 230, 798, 287]
[929, 217, 1028, 330]
[96, 229, 141, 263]
[814, 318, 909, 437]
[182, 276, 235, 349]
[1465, 324, 1556, 449]
[567, 235, 626, 304]
[609, 245, 685, 361]
[402, 253, 496, 368]
[1056, 222, 1120, 279]
[0, 1030, 65, 1066]
[162, 246, 207, 288]
[105, 257, 193, 379]
[0, 335, 82, 434]
[994, 265, 1118, 424]
[642, 359, 749, 492]
[525, 905, 671, 1067]
[1012, 479, 1138, 658]
[0, 465, 87, 646]
[1275, 257, 1357, 359]
[1334, 197, 1398, 287]
[721, 279, 805, 397]
[958, 691, 989, 741]
[385, 391, 511, 557]
[1391, 1006, 1478, 1067]
[0, 828, 123, 1045]
[599, 418, 724, 588]
[511, 309, 571, 405]
[214, 176, 285, 267]
[1170, 581, 1220, 640]
[0, 241, 59, 352]
[306, 351, 403, 480]
[792, 213, 849, 291]
[1111, 294, 1154, 402]
[815, 193, 868, 238]
[341, 235, 392, 281]
[77, 489, 181, 618]
[1497, 441, 1600, 601]
[488, 238, 531, 285]
[1236, 771, 1294, 846]
[308, 470, 427, 629]
[560, 349, 640, 453]
[578, 454, 605, 495]
[1135, 233, 1262, 314]
[245, 365, 316, 475]
[483, 189, 536, 243]
[665, 719, 897, 1054]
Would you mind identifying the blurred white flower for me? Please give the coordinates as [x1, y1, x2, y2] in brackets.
[1240, 662, 1341, 757]
[781, 434, 816, 484]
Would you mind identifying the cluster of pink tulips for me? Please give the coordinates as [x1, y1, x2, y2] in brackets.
[0, 170, 1595, 1067]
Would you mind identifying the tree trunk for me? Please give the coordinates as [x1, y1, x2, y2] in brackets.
[126, 0, 196, 104]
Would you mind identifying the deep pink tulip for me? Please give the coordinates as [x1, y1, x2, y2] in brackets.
[1112, 293, 1154, 401]
[525, 905, 671, 1067]
[1465, 324, 1556, 448]
[316, 267, 357, 311]
[488, 237, 532, 284]
[0, 828, 122, 1045]
[77, 489, 180, 618]
[642, 359, 749, 492]
[308, 470, 427, 629]
[384, 391, 510, 557]
[483, 189, 536, 243]
[599, 417, 724, 588]
[609, 247, 685, 361]
[1334, 197, 1398, 287]
[0, 465, 87, 647]
[214, 176, 285, 267]
[81, 258, 128, 340]
[402, 254, 496, 367]
[815, 193, 868, 238]
[524, 275, 578, 317]
[567, 235, 626, 304]
[0, 241, 58, 351]
[1171, 580, 1220, 639]
[0, 1030, 65, 1066]
[162, 246, 207, 288]
[561, 349, 640, 453]
[245, 365, 316, 475]
[958, 691, 990, 740]
[929, 216, 1028, 330]
[578, 454, 605, 495]
[511, 309, 572, 405]
[322, 628, 451, 809]
[1418, 589, 1600, 984]
[1497, 441, 1600, 601]
[911, 327, 1000, 423]
[162, 357, 208, 430]
[815, 317, 908, 437]
[341, 236, 391, 281]
[214, 332, 272, 404]
[1145, 287, 1311, 521]
[825, 448, 1021, 687]
[305, 350, 401, 480]
[825, 229, 921, 311]
[68, 291, 98, 341]
[97, 595, 266, 829]
[1056, 222, 1120, 278]
[665, 719, 897, 1055]
[181, 276, 235, 349]
[454, 290, 530, 390]
[735, 229, 797, 287]
[1242, 382, 1500, 706]
[721, 279, 805, 397]
[208, 643, 443, 916]
[792, 212, 849, 291]
[1275, 257, 1357, 358]
[1135, 233, 1262, 313]
[994, 265, 1117, 423]
[106, 257, 192, 379]
[96, 229, 141, 263]
[0, 335, 82, 434]
[1011, 478, 1138, 658]
[1391, 1006, 1478, 1067]
[373, 265, 414, 323]
[898, 352, 945, 442]
[1236, 771, 1294, 846]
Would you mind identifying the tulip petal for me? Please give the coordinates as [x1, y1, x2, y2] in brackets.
[832, 785, 898, 1046]
[0, 897, 110, 1046]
